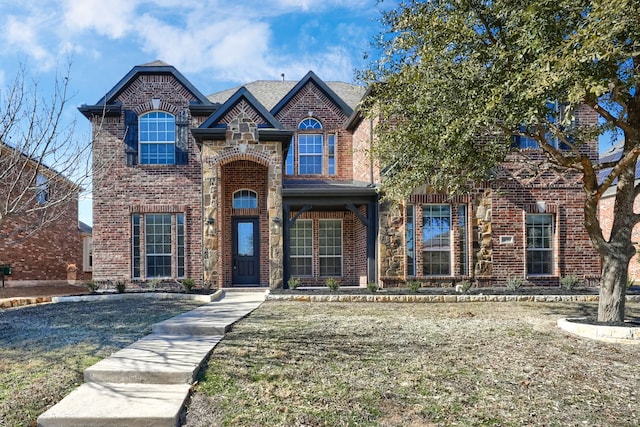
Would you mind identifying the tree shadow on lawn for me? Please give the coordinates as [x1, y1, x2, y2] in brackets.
[0, 299, 204, 354]
[538, 301, 640, 322]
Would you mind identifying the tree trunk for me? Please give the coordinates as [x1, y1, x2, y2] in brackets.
[598, 254, 629, 323]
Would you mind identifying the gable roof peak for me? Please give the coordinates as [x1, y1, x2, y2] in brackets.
[138, 59, 171, 67]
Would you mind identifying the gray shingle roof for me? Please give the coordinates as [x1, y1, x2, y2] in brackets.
[208, 80, 366, 111]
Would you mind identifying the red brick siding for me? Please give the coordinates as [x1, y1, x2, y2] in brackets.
[275, 82, 353, 181]
[600, 193, 640, 281]
[0, 197, 88, 283]
[287, 210, 362, 286]
[490, 184, 600, 286]
[91, 74, 203, 284]
[220, 160, 269, 287]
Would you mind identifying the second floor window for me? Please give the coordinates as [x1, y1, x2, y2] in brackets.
[286, 118, 337, 176]
[139, 112, 176, 165]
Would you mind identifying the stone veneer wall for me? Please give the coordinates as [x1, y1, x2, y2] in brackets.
[474, 189, 492, 279]
[378, 201, 405, 283]
[201, 112, 283, 288]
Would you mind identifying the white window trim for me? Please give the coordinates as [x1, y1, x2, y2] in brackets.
[421, 204, 453, 276]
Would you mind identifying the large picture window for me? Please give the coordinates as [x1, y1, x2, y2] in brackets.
[319, 219, 342, 276]
[132, 213, 185, 279]
[290, 219, 313, 276]
[526, 214, 554, 275]
[139, 112, 176, 165]
[422, 205, 451, 275]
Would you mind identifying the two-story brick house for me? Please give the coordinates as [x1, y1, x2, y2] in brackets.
[0, 143, 92, 285]
[81, 61, 600, 289]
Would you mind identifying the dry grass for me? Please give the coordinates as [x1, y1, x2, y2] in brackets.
[0, 299, 204, 427]
[186, 301, 640, 427]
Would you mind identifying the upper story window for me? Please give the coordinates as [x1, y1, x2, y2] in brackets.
[233, 190, 258, 209]
[35, 174, 48, 204]
[139, 112, 176, 165]
[285, 118, 337, 176]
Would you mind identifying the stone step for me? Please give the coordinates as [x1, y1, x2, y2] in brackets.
[37, 382, 191, 427]
[84, 334, 223, 384]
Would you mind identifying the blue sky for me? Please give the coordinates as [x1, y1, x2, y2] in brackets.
[0, 0, 390, 225]
[0, 0, 619, 226]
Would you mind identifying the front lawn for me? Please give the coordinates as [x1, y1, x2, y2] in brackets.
[186, 301, 640, 427]
[0, 299, 204, 426]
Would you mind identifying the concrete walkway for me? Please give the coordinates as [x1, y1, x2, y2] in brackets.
[37, 290, 266, 427]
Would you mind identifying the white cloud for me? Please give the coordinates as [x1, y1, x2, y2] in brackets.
[4, 15, 55, 69]
[62, 0, 138, 39]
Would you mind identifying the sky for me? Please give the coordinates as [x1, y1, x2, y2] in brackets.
[0, 0, 391, 225]
[0, 0, 620, 227]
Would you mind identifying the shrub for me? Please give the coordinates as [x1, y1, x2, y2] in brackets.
[506, 276, 523, 291]
[288, 277, 302, 290]
[407, 280, 422, 292]
[148, 278, 161, 291]
[115, 281, 126, 293]
[560, 275, 580, 291]
[181, 278, 195, 292]
[86, 280, 98, 294]
[456, 280, 472, 293]
[367, 281, 379, 293]
[326, 277, 340, 291]
[628, 276, 635, 289]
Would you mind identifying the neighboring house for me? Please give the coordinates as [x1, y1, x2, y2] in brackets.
[80, 60, 600, 289]
[598, 141, 640, 282]
[0, 143, 92, 285]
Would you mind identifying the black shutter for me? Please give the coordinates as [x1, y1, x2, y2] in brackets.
[124, 110, 138, 166]
[175, 109, 189, 165]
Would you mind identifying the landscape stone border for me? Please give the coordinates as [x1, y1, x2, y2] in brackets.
[266, 293, 640, 303]
[52, 290, 224, 304]
[557, 318, 640, 345]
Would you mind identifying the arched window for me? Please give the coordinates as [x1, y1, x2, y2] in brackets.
[298, 118, 322, 130]
[139, 112, 176, 164]
[233, 190, 258, 209]
[297, 118, 323, 174]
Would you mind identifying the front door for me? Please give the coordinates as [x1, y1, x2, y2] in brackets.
[232, 218, 260, 285]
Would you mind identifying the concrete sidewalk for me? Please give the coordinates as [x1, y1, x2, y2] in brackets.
[37, 290, 266, 427]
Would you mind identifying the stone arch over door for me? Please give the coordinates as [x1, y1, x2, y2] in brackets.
[202, 146, 283, 288]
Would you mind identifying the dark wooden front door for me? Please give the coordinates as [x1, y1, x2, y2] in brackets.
[232, 218, 260, 285]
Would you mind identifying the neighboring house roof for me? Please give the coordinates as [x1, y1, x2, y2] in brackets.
[207, 72, 366, 114]
[78, 221, 92, 235]
[598, 139, 640, 196]
[0, 142, 81, 191]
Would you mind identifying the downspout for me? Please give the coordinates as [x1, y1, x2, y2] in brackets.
[369, 117, 375, 187]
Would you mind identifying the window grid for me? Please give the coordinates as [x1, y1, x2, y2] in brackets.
[298, 134, 323, 175]
[422, 205, 451, 276]
[139, 112, 176, 165]
[177, 214, 185, 278]
[233, 190, 258, 209]
[285, 137, 295, 175]
[145, 214, 172, 278]
[319, 219, 342, 277]
[458, 205, 468, 276]
[290, 219, 313, 277]
[406, 205, 415, 276]
[328, 134, 336, 175]
[526, 214, 554, 275]
[132, 215, 141, 278]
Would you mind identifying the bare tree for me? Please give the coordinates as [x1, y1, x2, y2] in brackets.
[0, 65, 93, 241]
